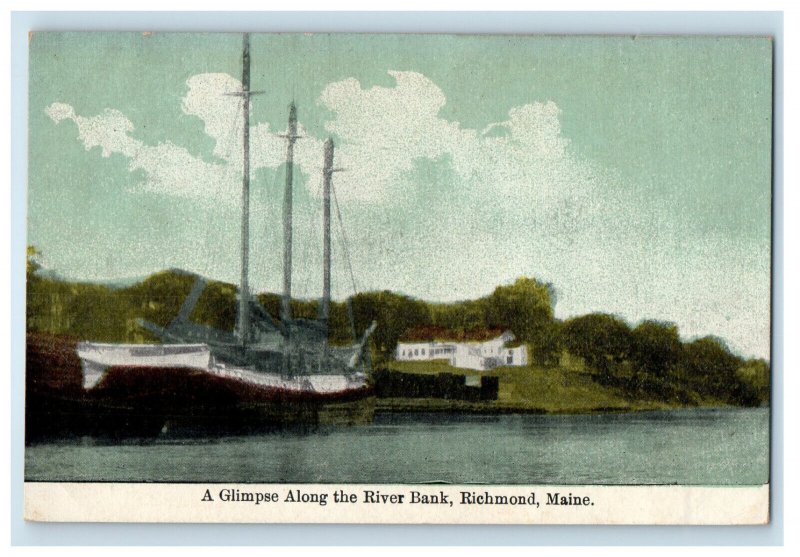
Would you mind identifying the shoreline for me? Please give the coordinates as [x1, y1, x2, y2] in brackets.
[373, 397, 751, 416]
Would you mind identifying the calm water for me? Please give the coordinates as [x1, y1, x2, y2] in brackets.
[25, 407, 769, 485]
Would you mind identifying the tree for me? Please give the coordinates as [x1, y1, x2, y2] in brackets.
[67, 285, 129, 341]
[191, 281, 237, 331]
[122, 270, 197, 328]
[26, 246, 42, 281]
[561, 313, 632, 377]
[484, 277, 556, 364]
[630, 320, 682, 379]
[534, 319, 563, 367]
[681, 336, 746, 402]
[430, 299, 488, 332]
[736, 358, 770, 405]
[26, 247, 44, 329]
[350, 291, 432, 358]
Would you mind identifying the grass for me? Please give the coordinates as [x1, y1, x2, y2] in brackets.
[385, 359, 464, 375]
[381, 359, 675, 414]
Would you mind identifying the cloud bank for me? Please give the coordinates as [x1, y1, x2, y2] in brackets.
[46, 71, 591, 206]
[44, 71, 770, 359]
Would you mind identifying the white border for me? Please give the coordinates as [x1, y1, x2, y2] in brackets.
[5, 7, 788, 548]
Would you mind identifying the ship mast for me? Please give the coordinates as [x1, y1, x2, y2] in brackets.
[237, 32, 253, 347]
[281, 104, 298, 323]
[280, 104, 300, 376]
[321, 138, 334, 325]
[318, 139, 334, 371]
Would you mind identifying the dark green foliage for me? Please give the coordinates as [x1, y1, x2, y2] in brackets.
[350, 291, 432, 357]
[26, 247, 44, 329]
[630, 320, 682, 378]
[428, 277, 558, 364]
[534, 320, 563, 366]
[123, 270, 197, 328]
[291, 298, 320, 321]
[561, 313, 632, 376]
[430, 299, 488, 332]
[485, 277, 553, 332]
[25, 255, 769, 408]
[681, 336, 740, 395]
[559, 317, 761, 406]
[189, 281, 237, 331]
[327, 300, 356, 345]
[256, 292, 282, 321]
[65, 286, 129, 342]
[680, 336, 757, 405]
[736, 358, 770, 405]
[27, 269, 197, 342]
[484, 277, 557, 364]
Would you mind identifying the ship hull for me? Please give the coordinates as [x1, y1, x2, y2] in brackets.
[76, 342, 212, 389]
[26, 333, 375, 442]
[27, 389, 376, 441]
[94, 364, 376, 436]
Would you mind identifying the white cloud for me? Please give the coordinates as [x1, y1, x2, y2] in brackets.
[45, 71, 770, 359]
[130, 142, 235, 200]
[319, 71, 477, 202]
[47, 98, 239, 201]
[181, 73, 244, 162]
[47, 73, 327, 203]
[47, 71, 591, 209]
[44, 102, 74, 124]
[46, 103, 138, 158]
[314, 71, 606, 222]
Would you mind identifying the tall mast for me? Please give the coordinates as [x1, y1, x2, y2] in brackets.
[320, 138, 333, 325]
[280, 103, 299, 377]
[281, 103, 298, 323]
[237, 32, 252, 347]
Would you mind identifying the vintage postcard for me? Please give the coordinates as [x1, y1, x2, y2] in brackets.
[23, 32, 772, 524]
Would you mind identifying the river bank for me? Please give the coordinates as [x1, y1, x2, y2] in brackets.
[374, 398, 666, 415]
[378, 360, 737, 415]
[25, 332, 753, 443]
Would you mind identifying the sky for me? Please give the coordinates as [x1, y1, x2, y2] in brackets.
[28, 32, 772, 359]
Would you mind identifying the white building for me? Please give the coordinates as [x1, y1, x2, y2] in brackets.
[395, 327, 528, 371]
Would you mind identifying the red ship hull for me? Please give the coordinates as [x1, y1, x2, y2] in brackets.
[25, 333, 375, 442]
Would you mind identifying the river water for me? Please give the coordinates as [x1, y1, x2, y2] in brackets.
[25, 407, 768, 485]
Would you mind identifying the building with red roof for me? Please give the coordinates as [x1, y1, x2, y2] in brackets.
[395, 327, 528, 371]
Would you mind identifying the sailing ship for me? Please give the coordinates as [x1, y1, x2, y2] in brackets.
[28, 33, 377, 439]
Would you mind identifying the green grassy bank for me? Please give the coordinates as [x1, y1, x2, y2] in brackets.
[377, 360, 732, 414]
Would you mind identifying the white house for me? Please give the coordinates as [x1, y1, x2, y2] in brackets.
[395, 327, 528, 371]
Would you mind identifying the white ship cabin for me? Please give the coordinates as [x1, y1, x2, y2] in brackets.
[395, 327, 528, 371]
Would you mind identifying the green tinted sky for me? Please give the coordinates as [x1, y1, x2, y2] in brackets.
[28, 32, 772, 358]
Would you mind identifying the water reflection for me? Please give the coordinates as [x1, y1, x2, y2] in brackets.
[25, 407, 768, 486]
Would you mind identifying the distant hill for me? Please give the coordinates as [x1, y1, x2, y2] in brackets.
[26, 268, 359, 345]
[32, 269, 152, 290]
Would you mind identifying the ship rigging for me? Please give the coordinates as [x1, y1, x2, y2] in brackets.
[78, 32, 376, 397]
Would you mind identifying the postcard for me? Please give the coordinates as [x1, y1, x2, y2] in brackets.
[23, 32, 771, 524]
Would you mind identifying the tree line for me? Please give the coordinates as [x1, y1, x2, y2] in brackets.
[26, 254, 768, 407]
[347, 276, 768, 407]
[560, 313, 769, 407]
